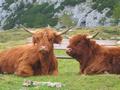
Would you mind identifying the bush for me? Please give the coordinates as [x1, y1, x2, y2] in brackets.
[112, 2, 120, 25]
[3, 3, 61, 29]
[59, 13, 76, 27]
[61, 0, 85, 6]
[92, 0, 120, 17]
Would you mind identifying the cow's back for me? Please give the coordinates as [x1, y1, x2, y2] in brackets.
[107, 46, 120, 73]
[0, 44, 33, 73]
[105, 46, 120, 56]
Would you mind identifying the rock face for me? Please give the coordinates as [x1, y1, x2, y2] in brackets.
[0, 0, 112, 29]
[61, 2, 110, 27]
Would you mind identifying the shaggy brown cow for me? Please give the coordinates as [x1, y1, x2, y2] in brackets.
[66, 34, 120, 75]
[0, 27, 69, 77]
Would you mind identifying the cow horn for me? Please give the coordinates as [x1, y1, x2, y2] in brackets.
[58, 27, 73, 35]
[87, 32, 100, 39]
[47, 24, 51, 28]
[20, 24, 33, 34]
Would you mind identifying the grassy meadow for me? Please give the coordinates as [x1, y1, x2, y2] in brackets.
[0, 27, 120, 90]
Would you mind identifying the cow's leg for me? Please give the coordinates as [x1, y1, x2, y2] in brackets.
[52, 69, 58, 76]
[80, 67, 85, 75]
[83, 68, 92, 75]
[51, 63, 58, 76]
[0, 67, 2, 74]
[40, 61, 49, 75]
[15, 63, 33, 77]
[51, 62, 58, 75]
[0, 67, 2, 73]
[83, 66, 106, 75]
[41, 66, 49, 75]
[49, 58, 58, 76]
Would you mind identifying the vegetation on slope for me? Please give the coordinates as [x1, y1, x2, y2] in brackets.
[3, 0, 120, 30]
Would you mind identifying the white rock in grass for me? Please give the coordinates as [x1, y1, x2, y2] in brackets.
[23, 80, 33, 87]
[55, 83, 63, 88]
[22, 80, 64, 88]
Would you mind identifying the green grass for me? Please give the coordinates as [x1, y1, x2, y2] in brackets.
[0, 28, 31, 43]
[0, 61, 120, 90]
[0, 27, 120, 90]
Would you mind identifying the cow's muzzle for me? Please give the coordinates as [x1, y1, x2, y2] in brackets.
[39, 46, 49, 54]
[66, 48, 72, 54]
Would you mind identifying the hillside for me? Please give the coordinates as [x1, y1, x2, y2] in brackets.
[0, 0, 120, 30]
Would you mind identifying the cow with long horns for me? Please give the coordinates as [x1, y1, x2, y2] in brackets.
[66, 34, 120, 75]
[0, 26, 70, 76]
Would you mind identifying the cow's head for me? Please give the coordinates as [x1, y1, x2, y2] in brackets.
[22, 26, 71, 54]
[66, 33, 99, 61]
[32, 28, 63, 54]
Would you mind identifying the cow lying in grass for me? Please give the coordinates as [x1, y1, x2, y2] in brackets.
[0, 27, 70, 77]
[66, 34, 120, 75]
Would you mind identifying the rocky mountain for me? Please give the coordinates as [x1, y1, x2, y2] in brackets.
[0, 0, 119, 30]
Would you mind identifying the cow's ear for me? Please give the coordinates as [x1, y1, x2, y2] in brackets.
[54, 33, 63, 44]
[32, 36, 37, 45]
[88, 40, 96, 49]
[85, 38, 90, 47]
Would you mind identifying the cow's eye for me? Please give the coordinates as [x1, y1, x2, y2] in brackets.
[75, 42, 80, 46]
[49, 38, 53, 42]
[77, 41, 82, 45]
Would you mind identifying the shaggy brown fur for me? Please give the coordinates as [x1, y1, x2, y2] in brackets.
[66, 34, 120, 75]
[0, 27, 62, 77]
